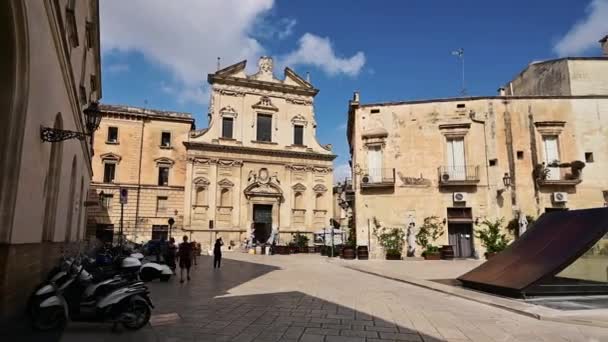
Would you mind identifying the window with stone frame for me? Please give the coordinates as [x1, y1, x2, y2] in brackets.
[222, 117, 234, 139]
[293, 125, 304, 145]
[161, 132, 171, 147]
[196, 186, 208, 206]
[65, 0, 79, 48]
[220, 188, 231, 207]
[158, 166, 170, 186]
[107, 126, 118, 143]
[156, 197, 168, 215]
[294, 192, 304, 210]
[256, 114, 272, 142]
[103, 162, 116, 183]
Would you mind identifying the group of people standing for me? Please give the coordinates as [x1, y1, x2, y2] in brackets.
[162, 236, 224, 283]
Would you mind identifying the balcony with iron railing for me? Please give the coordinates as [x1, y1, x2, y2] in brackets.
[535, 162, 583, 186]
[438, 165, 480, 186]
[360, 168, 395, 188]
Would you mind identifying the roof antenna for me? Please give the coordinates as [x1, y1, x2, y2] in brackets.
[217, 57, 221, 71]
[306, 71, 310, 83]
[451, 48, 466, 96]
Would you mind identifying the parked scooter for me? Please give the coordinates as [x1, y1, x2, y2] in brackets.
[32, 261, 153, 331]
[129, 253, 172, 282]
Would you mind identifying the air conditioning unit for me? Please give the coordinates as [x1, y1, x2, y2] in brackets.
[553, 192, 568, 203]
[453, 192, 467, 203]
[361, 175, 370, 184]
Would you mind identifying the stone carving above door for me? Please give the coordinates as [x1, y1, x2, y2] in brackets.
[244, 167, 283, 200]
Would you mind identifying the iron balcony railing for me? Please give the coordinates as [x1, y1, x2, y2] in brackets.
[361, 168, 395, 187]
[438, 165, 480, 185]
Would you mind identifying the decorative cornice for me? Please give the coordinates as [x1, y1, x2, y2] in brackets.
[154, 157, 175, 166]
[218, 178, 235, 188]
[252, 96, 278, 112]
[184, 142, 336, 161]
[438, 123, 471, 130]
[193, 177, 210, 186]
[292, 183, 307, 191]
[313, 184, 328, 193]
[208, 74, 319, 96]
[286, 97, 313, 105]
[220, 105, 238, 118]
[100, 152, 121, 163]
[534, 121, 566, 128]
[291, 114, 308, 127]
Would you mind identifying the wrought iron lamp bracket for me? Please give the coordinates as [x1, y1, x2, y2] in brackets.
[40, 127, 88, 142]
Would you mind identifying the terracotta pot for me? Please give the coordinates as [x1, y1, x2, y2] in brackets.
[356, 246, 369, 260]
[342, 247, 356, 259]
[485, 252, 497, 259]
[423, 252, 441, 260]
[386, 253, 402, 260]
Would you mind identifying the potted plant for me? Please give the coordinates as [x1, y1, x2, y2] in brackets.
[292, 232, 309, 253]
[416, 216, 444, 260]
[373, 226, 406, 260]
[476, 218, 510, 259]
[341, 223, 356, 260]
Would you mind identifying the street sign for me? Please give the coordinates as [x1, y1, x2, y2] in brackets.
[119, 188, 128, 204]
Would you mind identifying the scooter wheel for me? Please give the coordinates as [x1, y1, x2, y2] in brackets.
[122, 296, 151, 330]
[32, 306, 66, 331]
[159, 274, 171, 282]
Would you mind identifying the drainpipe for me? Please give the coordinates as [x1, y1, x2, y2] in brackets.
[503, 101, 517, 209]
[134, 119, 145, 237]
[469, 110, 490, 189]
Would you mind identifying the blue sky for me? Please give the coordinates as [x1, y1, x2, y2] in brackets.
[100, 0, 608, 181]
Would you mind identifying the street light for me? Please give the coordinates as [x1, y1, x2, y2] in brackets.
[41, 102, 102, 142]
[168, 217, 175, 240]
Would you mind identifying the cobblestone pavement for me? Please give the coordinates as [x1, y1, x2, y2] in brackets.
[21, 253, 608, 341]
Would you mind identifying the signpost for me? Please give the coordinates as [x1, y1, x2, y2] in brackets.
[119, 188, 128, 246]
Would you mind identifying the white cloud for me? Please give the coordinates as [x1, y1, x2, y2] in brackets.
[553, 0, 608, 56]
[281, 33, 366, 77]
[333, 163, 352, 184]
[100, 1, 366, 107]
[255, 17, 297, 40]
[106, 63, 130, 74]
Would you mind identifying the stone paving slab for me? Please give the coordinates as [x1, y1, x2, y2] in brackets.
[330, 257, 608, 328]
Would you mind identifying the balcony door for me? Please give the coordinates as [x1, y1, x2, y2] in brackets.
[543, 136, 560, 180]
[446, 138, 465, 180]
[367, 146, 383, 182]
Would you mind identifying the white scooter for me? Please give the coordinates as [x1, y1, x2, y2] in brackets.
[129, 253, 173, 282]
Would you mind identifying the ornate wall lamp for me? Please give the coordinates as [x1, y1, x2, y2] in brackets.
[497, 173, 512, 196]
[41, 102, 102, 142]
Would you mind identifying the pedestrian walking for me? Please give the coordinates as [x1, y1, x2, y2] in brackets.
[165, 237, 177, 271]
[192, 239, 199, 265]
[213, 237, 224, 269]
[177, 235, 193, 283]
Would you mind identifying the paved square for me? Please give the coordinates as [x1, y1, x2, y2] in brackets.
[24, 254, 608, 341]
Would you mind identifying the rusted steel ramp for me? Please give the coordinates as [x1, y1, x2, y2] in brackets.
[458, 207, 608, 298]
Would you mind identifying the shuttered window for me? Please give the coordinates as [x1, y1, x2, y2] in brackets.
[222, 117, 233, 139]
[294, 125, 304, 145]
[256, 114, 272, 142]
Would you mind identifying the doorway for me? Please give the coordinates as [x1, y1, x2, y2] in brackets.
[253, 204, 272, 243]
[448, 223, 474, 258]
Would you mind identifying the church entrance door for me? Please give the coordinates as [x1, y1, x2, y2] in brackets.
[253, 204, 273, 244]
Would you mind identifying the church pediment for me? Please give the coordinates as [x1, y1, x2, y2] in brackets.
[292, 183, 307, 191]
[100, 152, 121, 163]
[313, 184, 328, 193]
[154, 157, 174, 166]
[252, 96, 278, 112]
[243, 181, 283, 198]
[218, 178, 234, 188]
[215, 60, 246, 77]
[284, 67, 314, 89]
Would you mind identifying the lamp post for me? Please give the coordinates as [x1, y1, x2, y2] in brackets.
[168, 217, 175, 240]
[502, 173, 512, 188]
[41, 102, 102, 142]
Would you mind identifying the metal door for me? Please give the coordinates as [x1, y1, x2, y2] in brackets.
[253, 204, 272, 243]
[448, 223, 473, 258]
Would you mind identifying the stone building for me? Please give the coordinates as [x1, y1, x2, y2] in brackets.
[184, 57, 335, 251]
[0, 0, 101, 319]
[347, 46, 608, 259]
[85, 105, 194, 244]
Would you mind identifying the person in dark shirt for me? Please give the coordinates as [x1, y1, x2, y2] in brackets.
[165, 237, 177, 271]
[213, 237, 224, 269]
[177, 235, 193, 283]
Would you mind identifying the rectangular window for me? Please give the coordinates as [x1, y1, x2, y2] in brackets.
[101, 194, 113, 210]
[222, 117, 234, 139]
[66, 6, 79, 48]
[158, 166, 169, 186]
[256, 114, 272, 142]
[446, 137, 466, 180]
[161, 132, 171, 147]
[107, 127, 118, 143]
[151, 225, 168, 240]
[156, 197, 168, 215]
[585, 152, 594, 163]
[103, 163, 116, 183]
[294, 125, 304, 145]
[85, 21, 94, 49]
[543, 135, 560, 180]
[79, 85, 87, 105]
[367, 145, 383, 183]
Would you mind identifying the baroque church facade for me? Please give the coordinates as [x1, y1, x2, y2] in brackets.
[183, 57, 336, 250]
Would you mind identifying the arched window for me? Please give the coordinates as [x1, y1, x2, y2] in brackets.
[65, 156, 77, 241]
[196, 186, 208, 206]
[42, 113, 64, 242]
[220, 188, 231, 207]
[294, 192, 303, 210]
[315, 193, 323, 210]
